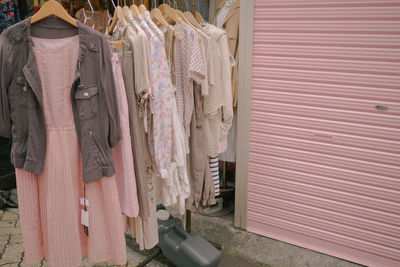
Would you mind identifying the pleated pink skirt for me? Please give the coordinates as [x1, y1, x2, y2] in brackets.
[16, 36, 126, 267]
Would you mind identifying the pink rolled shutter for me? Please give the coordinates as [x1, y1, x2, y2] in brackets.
[247, 1, 400, 266]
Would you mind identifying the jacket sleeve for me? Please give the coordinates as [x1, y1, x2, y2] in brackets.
[0, 34, 12, 138]
[100, 36, 121, 148]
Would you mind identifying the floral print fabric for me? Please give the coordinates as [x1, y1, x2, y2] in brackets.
[140, 19, 174, 179]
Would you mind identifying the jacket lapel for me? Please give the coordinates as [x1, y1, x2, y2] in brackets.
[223, 0, 240, 27]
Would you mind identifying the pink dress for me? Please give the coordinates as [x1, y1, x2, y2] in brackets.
[111, 53, 140, 218]
[16, 36, 126, 267]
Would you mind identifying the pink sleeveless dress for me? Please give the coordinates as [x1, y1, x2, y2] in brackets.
[15, 36, 126, 267]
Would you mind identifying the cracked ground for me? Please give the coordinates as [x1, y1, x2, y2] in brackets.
[0, 209, 25, 267]
[0, 209, 168, 267]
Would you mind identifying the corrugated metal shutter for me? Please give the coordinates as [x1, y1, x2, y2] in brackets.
[247, 1, 400, 266]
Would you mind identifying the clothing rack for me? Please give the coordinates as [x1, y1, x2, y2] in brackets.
[136, 2, 226, 265]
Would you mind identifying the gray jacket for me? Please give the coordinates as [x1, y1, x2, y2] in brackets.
[0, 17, 121, 183]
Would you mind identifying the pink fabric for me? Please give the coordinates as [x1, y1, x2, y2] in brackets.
[111, 53, 140, 218]
[16, 36, 126, 267]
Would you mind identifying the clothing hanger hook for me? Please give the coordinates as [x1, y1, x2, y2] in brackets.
[110, 0, 116, 8]
[83, 0, 95, 29]
[124, 0, 126, 6]
[107, 10, 113, 26]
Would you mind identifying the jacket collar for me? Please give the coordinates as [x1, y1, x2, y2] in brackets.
[15, 18, 94, 105]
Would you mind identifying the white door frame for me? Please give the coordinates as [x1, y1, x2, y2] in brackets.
[234, 0, 255, 229]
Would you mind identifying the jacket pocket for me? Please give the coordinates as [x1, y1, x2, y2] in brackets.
[88, 131, 112, 166]
[14, 76, 36, 109]
[75, 86, 99, 120]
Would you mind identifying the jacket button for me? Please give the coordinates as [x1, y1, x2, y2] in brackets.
[15, 34, 22, 41]
[83, 92, 89, 97]
[89, 42, 96, 50]
[23, 86, 27, 91]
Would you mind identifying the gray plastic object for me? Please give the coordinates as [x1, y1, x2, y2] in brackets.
[157, 212, 221, 267]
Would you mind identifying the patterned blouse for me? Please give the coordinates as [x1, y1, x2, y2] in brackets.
[173, 22, 207, 147]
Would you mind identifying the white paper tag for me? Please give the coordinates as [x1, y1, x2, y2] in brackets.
[80, 198, 89, 207]
[81, 209, 89, 227]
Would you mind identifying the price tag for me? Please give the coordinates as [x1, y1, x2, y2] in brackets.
[81, 209, 89, 227]
[80, 198, 89, 207]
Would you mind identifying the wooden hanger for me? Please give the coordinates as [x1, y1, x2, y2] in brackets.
[122, 6, 130, 17]
[162, 4, 182, 24]
[108, 6, 128, 34]
[31, 0, 77, 27]
[194, 11, 204, 23]
[139, 4, 147, 14]
[183, 11, 202, 29]
[158, 3, 170, 14]
[130, 5, 140, 18]
[151, 8, 182, 41]
[176, 10, 195, 27]
[158, 3, 172, 24]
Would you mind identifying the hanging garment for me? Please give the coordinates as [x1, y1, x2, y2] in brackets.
[202, 24, 234, 157]
[186, 82, 215, 211]
[75, 8, 108, 33]
[214, 0, 239, 163]
[119, 49, 151, 220]
[156, 27, 190, 216]
[215, 0, 239, 108]
[156, 98, 190, 215]
[161, 24, 177, 84]
[0, 0, 20, 33]
[16, 36, 126, 267]
[140, 17, 174, 179]
[144, 11, 165, 46]
[119, 51, 158, 250]
[0, 19, 121, 183]
[196, 25, 214, 96]
[173, 22, 207, 151]
[219, 111, 237, 162]
[123, 22, 152, 103]
[194, 27, 210, 96]
[127, 172, 158, 250]
[111, 53, 140, 218]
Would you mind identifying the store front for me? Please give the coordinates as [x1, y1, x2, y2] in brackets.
[235, 1, 400, 266]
